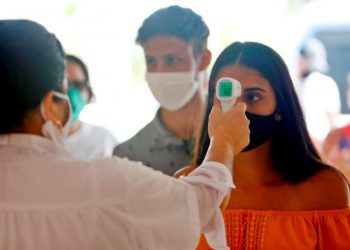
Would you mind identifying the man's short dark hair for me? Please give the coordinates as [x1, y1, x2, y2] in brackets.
[135, 5, 209, 56]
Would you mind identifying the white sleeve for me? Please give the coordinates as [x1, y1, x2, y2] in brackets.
[182, 162, 234, 250]
[126, 159, 233, 250]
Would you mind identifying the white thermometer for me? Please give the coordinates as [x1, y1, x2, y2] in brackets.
[216, 77, 241, 113]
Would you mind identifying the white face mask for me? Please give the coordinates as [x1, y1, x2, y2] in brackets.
[40, 91, 72, 144]
[146, 71, 205, 111]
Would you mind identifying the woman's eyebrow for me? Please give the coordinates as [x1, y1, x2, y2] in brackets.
[244, 87, 266, 93]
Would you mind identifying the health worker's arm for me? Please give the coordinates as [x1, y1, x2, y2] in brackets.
[126, 102, 249, 250]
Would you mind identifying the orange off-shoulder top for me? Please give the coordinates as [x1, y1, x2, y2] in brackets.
[197, 208, 350, 250]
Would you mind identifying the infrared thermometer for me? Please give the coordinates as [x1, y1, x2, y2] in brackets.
[216, 77, 241, 113]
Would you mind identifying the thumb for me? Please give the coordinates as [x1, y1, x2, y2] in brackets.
[210, 102, 221, 116]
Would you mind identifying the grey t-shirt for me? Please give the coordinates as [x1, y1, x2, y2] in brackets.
[113, 110, 194, 176]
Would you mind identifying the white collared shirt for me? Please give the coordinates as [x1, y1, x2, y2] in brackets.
[65, 122, 118, 160]
[0, 133, 233, 250]
[298, 72, 341, 142]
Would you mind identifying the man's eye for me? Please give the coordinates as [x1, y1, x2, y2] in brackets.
[146, 57, 156, 66]
[165, 56, 179, 66]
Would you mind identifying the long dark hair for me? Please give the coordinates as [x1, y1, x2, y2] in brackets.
[194, 41, 326, 183]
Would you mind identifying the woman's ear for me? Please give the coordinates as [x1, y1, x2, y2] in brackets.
[198, 49, 212, 71]
[42, 91, 63, 128]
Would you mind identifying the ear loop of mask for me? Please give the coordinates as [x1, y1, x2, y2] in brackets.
[40, 91, 68, 123]
[40, 91, 72, 144]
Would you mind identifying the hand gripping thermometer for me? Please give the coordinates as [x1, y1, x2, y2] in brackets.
[216, 77, 242, 113]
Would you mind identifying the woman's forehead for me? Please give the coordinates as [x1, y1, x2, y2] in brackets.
[215, 64, 271, 89]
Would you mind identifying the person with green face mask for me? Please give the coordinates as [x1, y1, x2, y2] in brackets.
[68, 85, 88, 125]
[65, 55, 118, 160]
[68, 86, 88, 125]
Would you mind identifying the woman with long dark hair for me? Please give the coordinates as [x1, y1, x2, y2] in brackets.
[191, 41, 350, 249]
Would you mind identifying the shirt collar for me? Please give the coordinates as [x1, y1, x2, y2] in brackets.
[0, 133, 73, 157]
[151, 109, 195, 151]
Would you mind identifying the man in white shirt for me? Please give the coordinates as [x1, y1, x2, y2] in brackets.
[0, 19, 250, 249]
[295, 37, 341, 150]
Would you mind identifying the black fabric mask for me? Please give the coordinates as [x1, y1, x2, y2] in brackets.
[242, 111, 279, 152]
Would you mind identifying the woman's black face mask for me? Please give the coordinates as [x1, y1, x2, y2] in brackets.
[242, 111, 280, 152]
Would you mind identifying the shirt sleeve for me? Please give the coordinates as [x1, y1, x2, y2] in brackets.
[182, 162, 234, 250]
[125, 158, 233, 250]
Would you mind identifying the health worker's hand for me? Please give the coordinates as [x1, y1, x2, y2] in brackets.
[208, 101, 250, 156]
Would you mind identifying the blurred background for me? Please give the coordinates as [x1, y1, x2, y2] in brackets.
[1, 0, 350, 142]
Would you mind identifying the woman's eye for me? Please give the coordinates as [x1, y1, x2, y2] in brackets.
[246, 93, 261, 102]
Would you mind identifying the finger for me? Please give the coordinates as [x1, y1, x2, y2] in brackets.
[235, 101, 247, 112]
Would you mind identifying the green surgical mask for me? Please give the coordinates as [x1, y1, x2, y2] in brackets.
[67, 86, 88, 125]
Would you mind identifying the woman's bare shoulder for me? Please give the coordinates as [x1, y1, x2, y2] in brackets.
[300, 166, 349, 209]
[323, 128, 342, 155]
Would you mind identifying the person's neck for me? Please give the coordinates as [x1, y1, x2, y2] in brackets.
[233, 141, 284, 187]
[161, 91, 206, 140]
[10, 107, 44, 136]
